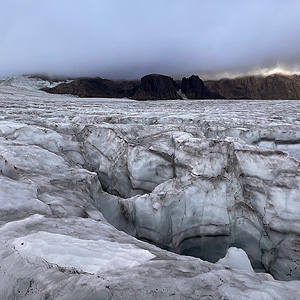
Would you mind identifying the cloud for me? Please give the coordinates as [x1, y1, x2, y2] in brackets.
[1, 0, 300, 79]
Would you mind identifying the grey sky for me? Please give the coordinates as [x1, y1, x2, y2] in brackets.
[1, 0, 300, 79]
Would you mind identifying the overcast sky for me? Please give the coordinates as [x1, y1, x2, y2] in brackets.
[1, 0, 300, 79]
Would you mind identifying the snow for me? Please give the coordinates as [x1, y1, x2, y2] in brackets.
[13, 231, 155, 274]
[216, 247, 254, 273]
[1, 76, 300, 299]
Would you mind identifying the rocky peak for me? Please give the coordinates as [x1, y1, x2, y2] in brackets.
[181, 75, 224, 99]
[132, 74, 180, 100]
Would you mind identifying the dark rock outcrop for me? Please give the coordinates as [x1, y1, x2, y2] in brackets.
[181, 75, 224, 99]
[205, 74, 300, 100]
[42, 78, 139, 98]
[132, 74, 180, 100]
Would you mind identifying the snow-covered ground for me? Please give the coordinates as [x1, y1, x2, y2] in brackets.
[1, 76, 300, 299]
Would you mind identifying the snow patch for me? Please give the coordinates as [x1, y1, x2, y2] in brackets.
[216, 247, 254, 273]
[13, 231, 155, 274]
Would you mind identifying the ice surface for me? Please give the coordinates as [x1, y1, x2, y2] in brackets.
[13, 231, 155, 274]
[1, 77, 300, 299]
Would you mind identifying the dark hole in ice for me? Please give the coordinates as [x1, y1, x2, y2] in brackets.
[176, 236, 230, 263]
[175, 236, 267, 273]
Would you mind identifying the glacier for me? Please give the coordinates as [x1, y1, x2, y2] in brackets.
[1, 76, 300, 299]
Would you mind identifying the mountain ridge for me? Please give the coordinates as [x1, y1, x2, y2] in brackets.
[205, 73, 300, 100]
[41, 74, 224, 100]
[41, 73, 300, 100]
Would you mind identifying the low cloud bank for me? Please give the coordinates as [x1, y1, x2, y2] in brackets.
[1, 1, 300, 79]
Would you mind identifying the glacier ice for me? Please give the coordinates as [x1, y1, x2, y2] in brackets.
[1, 76, 300, 299]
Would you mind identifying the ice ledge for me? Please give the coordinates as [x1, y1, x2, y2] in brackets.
[12, 231, 155, 274]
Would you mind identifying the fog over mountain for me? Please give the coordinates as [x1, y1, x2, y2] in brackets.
[1, 0, 300, 79]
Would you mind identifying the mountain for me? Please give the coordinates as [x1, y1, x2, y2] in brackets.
[181, 75, 224, 99]
[132, 74, 180, 100]
[42, 74, 224, 100]
[205, 74, 300, 100]
[41, 73, 300, 100]
[42, 77, 139, 98]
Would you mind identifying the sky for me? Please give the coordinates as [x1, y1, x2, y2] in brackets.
[1, 0, 300, 80]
